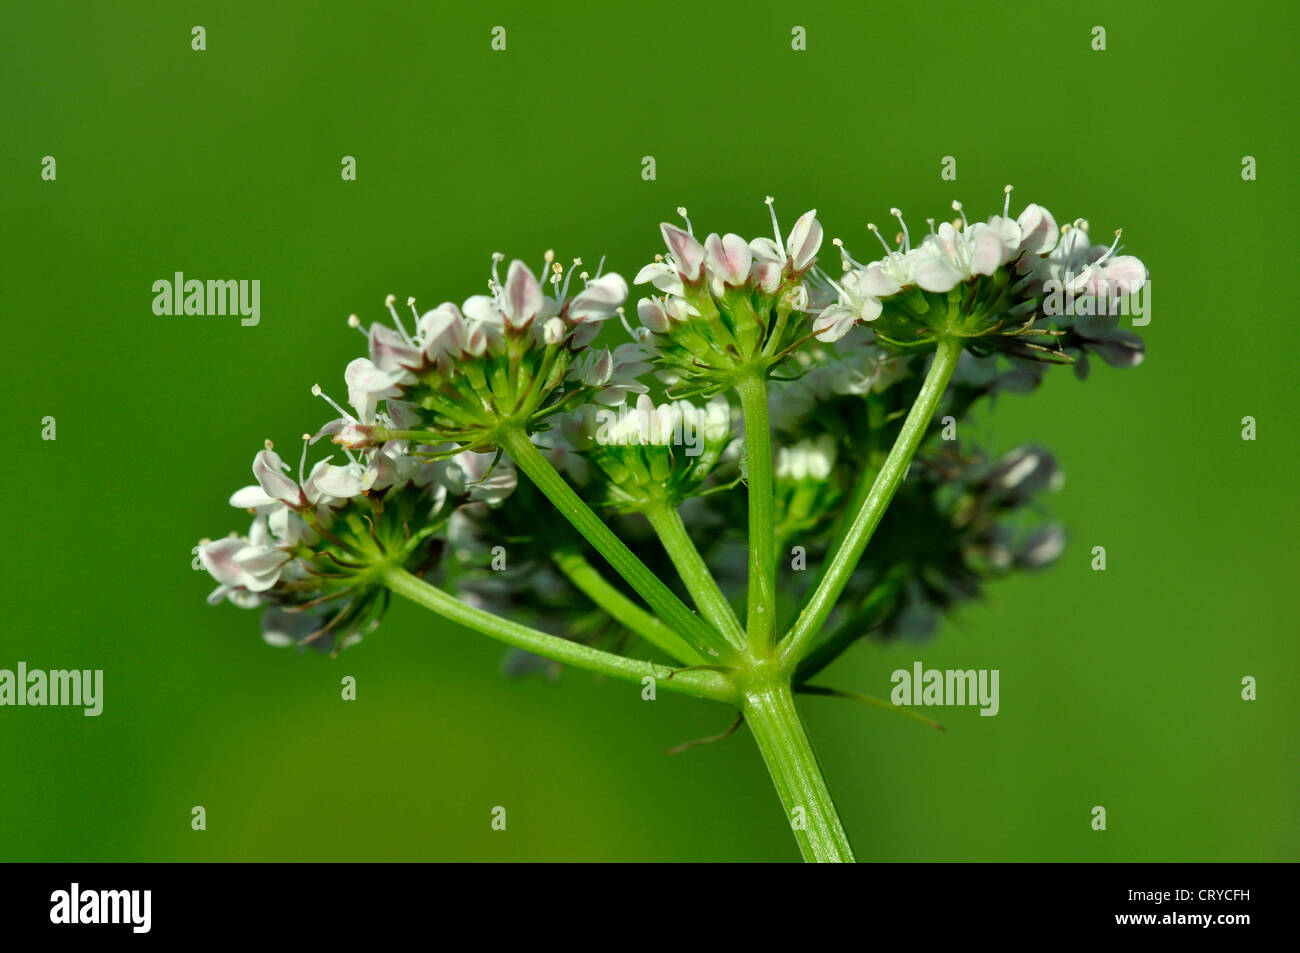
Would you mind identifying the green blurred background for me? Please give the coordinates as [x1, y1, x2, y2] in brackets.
[2, 0, 1296, 861]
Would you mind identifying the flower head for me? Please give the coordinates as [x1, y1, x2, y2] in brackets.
[633, 199, 827, 396]
[198, 435, 516, 653]
[331, 254, 630, 452]
[816, 187, 1148, 369]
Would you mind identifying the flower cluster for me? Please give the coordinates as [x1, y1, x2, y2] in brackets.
[329, 254, 636, 452]
[198, 437, 515, 652]
[633, 199, 828, 396]
[814, 187, 1148, 366]
[558, 395, 735, 513]
[197, 198, 1147, 673]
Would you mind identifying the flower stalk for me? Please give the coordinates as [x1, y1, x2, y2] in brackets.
[780, 335, 964, 665]
[498, 426, 736, 662]
[382, 566, 732, 702]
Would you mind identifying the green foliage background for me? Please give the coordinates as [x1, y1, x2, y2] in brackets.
[2, 0, 1295, 861]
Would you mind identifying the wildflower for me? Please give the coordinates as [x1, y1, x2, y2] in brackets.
[633, 199, 826, 396]
[330, 254, 630, 452]
[197, 436, 517, 652]
[818, 188, 1148, 368]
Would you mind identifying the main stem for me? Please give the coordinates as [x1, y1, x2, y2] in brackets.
[736, 371, 776, 656]
[499, 427, 735, 661]
[742, 677, 855, 862]
[781, 336, 963, 665]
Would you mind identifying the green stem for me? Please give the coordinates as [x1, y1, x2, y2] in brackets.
[793, 564, 909, 683]
[742, 678, 855, 862]
[780, 337, 963, 667]
[643, 501, 745, 649]
[736, 371, 776, 656]
[381, 566, 733, 703]
[498, 427, 735, 662]
[551, 548, 704, 665]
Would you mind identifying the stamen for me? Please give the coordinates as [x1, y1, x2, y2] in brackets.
[866, 223, 894, 256]
[311, 383, 357, 423]
[1097, 229, 1123, 263]
[384, 294, 414, 346]
[926, 217, 937, 235]
[952, 200, 969, 231]
[558, 260, 576, 300]
[298, 433, 311, 485]
[347, 314, 366, 338]
[765, 196, 786, 259]
[1003, 184, 1013, 217]
[676, 207, 694, 236]
[831, 237, 866, 270]
[616, 305, 637, 339]
[593, 254, 606, 279]
[889, 208, 911, 252]
[264, 438, 274, 451]
[490, 252, 505, 291]
[407, 297, 421, 328]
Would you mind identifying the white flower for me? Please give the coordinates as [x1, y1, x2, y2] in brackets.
[910, 202, 1022, 293]
[776, 435, 837, 481]
[1034, 221, 1147, 297]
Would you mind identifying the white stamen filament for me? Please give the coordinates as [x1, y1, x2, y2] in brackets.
[889, 208, 911, 252]
[311, 383, 357, 423]
[764, 196, 787, 259]
[384, 294, 415, 347]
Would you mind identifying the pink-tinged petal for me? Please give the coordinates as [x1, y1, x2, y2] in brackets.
[344, 357, 406, 423]
[785, 210, 823, 271]
[312, 418, 345, 442]
[660, 223, 705, 281]
[812, 306, 858, 342]
[935, 223, 960, 258]
[233, 545, 289, 576]
[568, 322, 601, 349]
[253, 449, 301, 506]
[704, 232, 753, 286]
[911, 253, 964, 293]
[369, 323, 421, 373]
[1016, 204, 1059, 255]
[568, 272, 628, 321]
[418, 303, 462, 342]
[581, 348, 614, 386]
[1102, 255, 1147, 293]
[986, 217, 1022, 257]
[502, 260, 543, 329]
[386, 400, 420, 430]
[752, 258, 782, 293]
[968, 231, 1007, 276]
[637, 298, 671, 333]
[313, 463, 364, 500]
[199, 537, 247, 587]
[858, 296, 883, 322]
[461, 294, 501, 326]
[461, 323, 487, 357]
[859, 262, 902, 298]
[230, 485, 276, 509]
